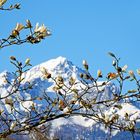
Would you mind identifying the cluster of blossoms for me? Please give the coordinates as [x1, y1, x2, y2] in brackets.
[34, 23, 51, 39]
[11, 20, 51, 43]
[0, 20, 51, 48]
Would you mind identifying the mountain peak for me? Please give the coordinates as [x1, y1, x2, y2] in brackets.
[52, 56, 67, 63]
[40, 56, 69, 71]
[22, 56, 83, 83]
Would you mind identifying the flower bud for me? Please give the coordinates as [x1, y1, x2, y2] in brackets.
[26, 19, 32, 28]
[56, 76, 64, 85]
[128, 70, 134, 77]
[97, 70, 102, 78]
[122, 65, 128, 72]
[10, 122, 17, 130]
[108, 52, 116, 58]
[80, 73, 83, 78]
[59, 100, 66, 110]
[82, 60, 88, 70]
[25, 58, 30, 65]
[10, 56, 16, 61]
[41, 67, 51, 79]
[82, 60, 87, 66]
[112, 60, 116, 66]
[0, 109, 4, 115]
[5, 98, 13, 107]
[137, 69, 140, 75]
[14, 3, 20, 9]
[69, 77, 76, 85]
[107, 72, 117, 79]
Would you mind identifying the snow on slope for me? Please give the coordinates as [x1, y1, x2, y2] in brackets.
[0, 56, 140, 140]
[48, 103, 140, 140]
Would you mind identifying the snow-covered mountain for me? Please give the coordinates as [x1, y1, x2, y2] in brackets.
[0, 56, 140, 140]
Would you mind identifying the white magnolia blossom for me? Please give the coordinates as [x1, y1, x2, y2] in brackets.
[15, 23, 24, 32]
[122, 65, 128, 72]
[104, 114, 110, 123]
[82, 60, 88, 66]
[34, 23, 50, 38]
[0, 0, 7, 7]
[10, 122, 17, 130]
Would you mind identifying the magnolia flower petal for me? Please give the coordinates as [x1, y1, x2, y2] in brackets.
[0, 0, 7, 7]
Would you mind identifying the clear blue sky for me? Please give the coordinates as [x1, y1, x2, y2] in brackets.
[0, 0, 140, 76]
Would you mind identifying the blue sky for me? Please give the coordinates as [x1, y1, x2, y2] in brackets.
[0, 0, 140, 77]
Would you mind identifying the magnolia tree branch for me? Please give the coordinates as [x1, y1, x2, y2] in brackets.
[0, 1, 140, 140]
[0, 53, 140, 139]
[0, 0, 50, 49]
[0, 0, 20, 11]
[0, 20, 51, 49]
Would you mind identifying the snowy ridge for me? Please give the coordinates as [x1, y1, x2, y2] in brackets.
[22, 56, 82, 82]
[0, 57, 140, 140]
